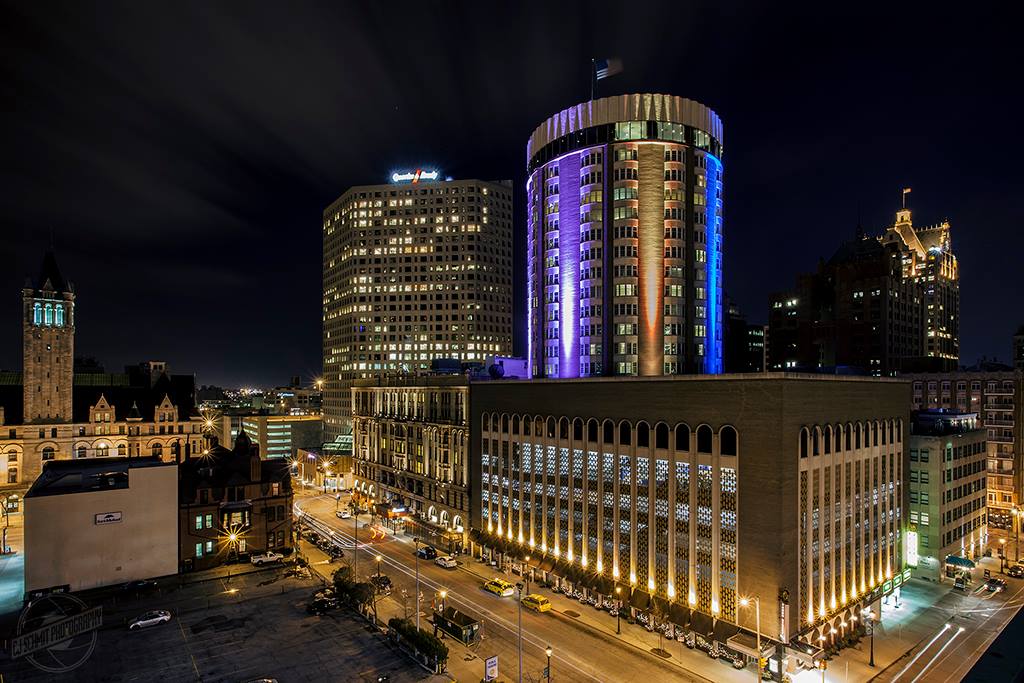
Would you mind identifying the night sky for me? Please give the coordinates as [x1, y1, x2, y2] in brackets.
[1, 2, 1020, 388]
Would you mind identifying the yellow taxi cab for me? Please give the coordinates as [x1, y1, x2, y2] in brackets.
[482, 578, 515, 597]
[521, 593, 552, 613]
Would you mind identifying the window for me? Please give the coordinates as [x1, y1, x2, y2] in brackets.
[42, 447, 55, 461]
[7, 451, 16, 463]
[7, 468, 16, 484]
[195, 515, 203, 530]
[205, 514, 213, 529]
[76, 446, 87, 458]
[152, 444, 163, 457]
[195, 543, 204, 558]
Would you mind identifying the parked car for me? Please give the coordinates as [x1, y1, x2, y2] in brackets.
[370, 574, 393, 596]
[313, 587, 336, 601]
[307, 597, 339, 615]
[435, 555, 458, 569]
[521, 594, 552, 613]
[336, 510, 352, 519]
[327, 546, 345, 560]
[415, 545, 437, 560]
[250, 551, 284, 566]
[129, 610, 172, 630]
[953, 576, 968, 591]
[1009, 565, 1024, 579]
[986, 577, 1007, 593]
[120, 579, 158, 593]
[483, 578, 515, 597]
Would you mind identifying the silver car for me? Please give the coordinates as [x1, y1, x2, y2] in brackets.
[129, 609, 172, 630]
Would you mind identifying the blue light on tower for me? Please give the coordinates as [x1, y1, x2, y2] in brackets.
[704, 153, 723, 374]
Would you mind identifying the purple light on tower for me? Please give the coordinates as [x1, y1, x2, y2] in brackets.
[557, 152, 581, 378]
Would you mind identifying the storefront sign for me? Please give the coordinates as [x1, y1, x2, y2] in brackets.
[94, 512, 121, 525]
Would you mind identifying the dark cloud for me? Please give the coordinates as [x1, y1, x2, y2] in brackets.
[0, 1, 1020, 386]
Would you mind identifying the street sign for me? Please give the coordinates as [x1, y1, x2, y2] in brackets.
[485, 655, 498, 681]
[984, 569, 991, 579]
[543, 666, 550, 677]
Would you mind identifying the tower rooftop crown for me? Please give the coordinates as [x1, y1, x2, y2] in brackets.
[32, 250, 72, 293]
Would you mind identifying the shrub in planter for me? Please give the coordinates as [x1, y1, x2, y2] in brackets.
[388, 618, 449, 667]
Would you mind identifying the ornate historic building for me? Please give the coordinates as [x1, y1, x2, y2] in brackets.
[0, 252, 202, 500]
[351, 375, 469, 552]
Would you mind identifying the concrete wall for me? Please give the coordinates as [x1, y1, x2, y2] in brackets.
[25, 464, 178, 593]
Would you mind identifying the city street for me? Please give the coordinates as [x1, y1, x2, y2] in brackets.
[296, 492, 747, 683]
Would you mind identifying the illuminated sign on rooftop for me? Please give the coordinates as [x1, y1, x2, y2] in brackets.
[391, 169, 440, 183]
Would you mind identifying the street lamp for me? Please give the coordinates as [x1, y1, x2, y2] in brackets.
[546, 645, 553, 683]
[1014, 507, 1022, 565]
[862, 608, 875, 666]
[516, 582, 524, 683]
[376, 554, 383, 577]
[438, 589, 447, 612]
[740, 596, 762, 681]
[615, 586, 622, 634]
[1000, 538, 1007, 573]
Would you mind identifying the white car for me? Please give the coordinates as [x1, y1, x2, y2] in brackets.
[336, 510, 352, 519]
[250, 551, 285, 566]
[435, 555, 458, 569]
[129, 610, 172, 630]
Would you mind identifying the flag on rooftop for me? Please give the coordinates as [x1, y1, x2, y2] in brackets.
[594, 58, 623, 80]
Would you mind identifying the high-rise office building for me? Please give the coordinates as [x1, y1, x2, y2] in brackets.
[526, 94, 724, 378]
[768, 236, 924, 375]
[322, 174, 514, 440]
[880, 207, 959, 368]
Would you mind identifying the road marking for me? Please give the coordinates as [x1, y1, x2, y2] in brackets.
[932, 580, 1024, 683]
[908, 626, 963, 683]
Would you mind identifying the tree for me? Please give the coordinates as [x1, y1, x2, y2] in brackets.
[333, 565, 355, 600]
[351, 582, 376, 618]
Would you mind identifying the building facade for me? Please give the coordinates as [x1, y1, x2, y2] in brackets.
[768, 236, 925, 375]
[239, 413, 323, 459]
[1014, 325, 1024, 371]
[469, 374, 909, 672]
[178, 430, 294, 572]
[351, 376, 469, 552]
[24, 456, 178, 595]
[905, 370, 1023, 534]
[0, 253, 202, 500]
[526, 94, 724, 379]
[906, 411, 987, 581]
[880, 208, 959, 368]
[322, 176, 514, 440]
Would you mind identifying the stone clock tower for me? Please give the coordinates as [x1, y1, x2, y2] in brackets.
[22, 251, 75, 423]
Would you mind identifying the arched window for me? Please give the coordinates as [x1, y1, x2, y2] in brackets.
[42, 447, 55, 461]
[872, 422, 878, 447]
[501, 415, 509, 433]
[823, 426, 832, 454]
[97, 444, 109, 457]
[559, 417, 569, 439]
[44, 303, 53, 326]
[546, 417, 556, 439]
[33, 303, 41, 325]
[76, 445, 87, 458]
[881, 421, 887, 445]
[696, 425, 713, 454]
[720, 426, 738, 456]
[834, 425, 842, 452]
[588, 419, 599, 442]
[618, 422, 632, 446]
[636, 423, 649, 448]
[845, 424, 852, 451]
[117, 444, 127, 456]
[855, 423, 862, 449]
[511, 416, 520, 435]
[656, 423, 669, 450]
[675, 424, 690, 451]
[889, 421, 895, 444]
[813, 428, 820, 456]
[152, 443, 163, 457]
[603, 420, 615, 444]
[573, 418, 583, 441]
[55, 304, 64, 327]
[523, 416, 532, 436]
[800, 428, 809, 458]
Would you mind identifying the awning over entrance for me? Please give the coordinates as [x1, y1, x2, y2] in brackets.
[713, 619, 740, 643]
[787, 640, 824, 667]
[945, 555, 976, 569]
[668, 602, 690, 627]
[690, 610, 713, 636]
[726, 630, 777, 659]
[629, 588, 652, 611]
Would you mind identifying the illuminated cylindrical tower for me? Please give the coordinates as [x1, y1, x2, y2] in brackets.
[526, 94, 724, 378]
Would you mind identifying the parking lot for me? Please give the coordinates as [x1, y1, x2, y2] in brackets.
[0, 564, 427, 682]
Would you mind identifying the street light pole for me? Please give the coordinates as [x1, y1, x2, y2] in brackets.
[1015, 508, 1021, 565]
[376, 554, 383, 577]
[615, 586, 622, 634]
[862, 608, 875, 667]
[354, 509, 359, 578]
[740, 596, 762, 681]
[516, 582, 524, 683]
[414, 537, 421, 630]
[546, 645, 552, 683]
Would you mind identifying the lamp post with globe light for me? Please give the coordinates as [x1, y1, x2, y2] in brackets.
[739, 596, 762, 681]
